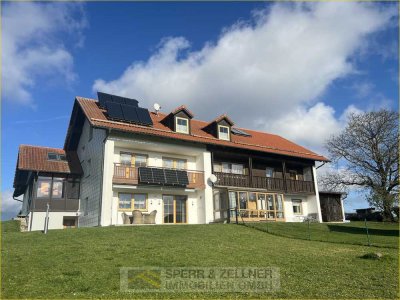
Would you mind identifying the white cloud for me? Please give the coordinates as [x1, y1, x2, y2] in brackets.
[2, 2, 87, 106]
[1, 190, 22, 220]
[93, 2, 395, 153]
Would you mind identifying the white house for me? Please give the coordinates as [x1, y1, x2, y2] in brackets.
[13, 93, 335, 231]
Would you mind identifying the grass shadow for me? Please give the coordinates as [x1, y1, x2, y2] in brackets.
[327, 225, 399, 237]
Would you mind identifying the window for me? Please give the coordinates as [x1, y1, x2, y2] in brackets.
[36, 177, 52, 198]
[63, 217, 77, 228]
[214, 162, 244, 175]
[135, 155, 147, 167]
[175, 117, 189, 134]
[120, 152, 147, 167]
[51, 178, 65, 199]
[231, 164, 244, 174]
[228, 191, 284, 220]
[119, 193, 132, 210]
[118, 193, 148, 211]
[47, 153, 58, 160]
[120, 153, 132, 165]
[47, 153, 67, 161]
[133, 194, 147, 210]
[218, 125, 230, 140]
[276, 194, 284, 219]
[162, 157, 186, 170]
[163, 195, 187, 223]
[292, 199, 302, 215]
[266, 168, 274, 178]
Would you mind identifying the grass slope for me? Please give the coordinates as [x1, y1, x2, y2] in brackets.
[1, 221, 398, 299]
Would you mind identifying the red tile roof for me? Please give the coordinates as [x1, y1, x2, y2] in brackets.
[76, 97, 329, 162]
[16, 145, 82, 174]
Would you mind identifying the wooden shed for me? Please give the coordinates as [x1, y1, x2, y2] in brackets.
[319, 191, 345, 222]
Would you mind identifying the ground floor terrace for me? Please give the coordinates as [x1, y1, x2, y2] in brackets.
[213, 188, 322, 223]
[109, 186, 209, 225]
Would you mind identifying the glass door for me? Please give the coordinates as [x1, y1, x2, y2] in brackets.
[163, 195, 187, 224]
[163, 195, 174, 223]
[175, 196, 187, 223]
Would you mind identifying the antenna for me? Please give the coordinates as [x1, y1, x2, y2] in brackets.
[153, 103, 161, 115]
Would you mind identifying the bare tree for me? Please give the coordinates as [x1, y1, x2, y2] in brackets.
[321, 109, 398, 221]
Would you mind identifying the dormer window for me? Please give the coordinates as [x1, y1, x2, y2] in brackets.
[218, 125, 230, 141]
[175, 117, 189, 134]
[166, 105, 193, 134]
[48, 153, 67, 161]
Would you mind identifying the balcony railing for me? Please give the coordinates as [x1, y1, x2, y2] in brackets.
[214, 172, 315, 194]
[113, 163, 205, 189]
[33, 199, 80, 212]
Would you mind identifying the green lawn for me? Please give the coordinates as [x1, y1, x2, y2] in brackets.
[1, 221, 398, 299]
[245, 221, 399, 248]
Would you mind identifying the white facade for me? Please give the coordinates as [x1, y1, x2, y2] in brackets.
[99, 133, 213, 226]
[28, 211, 79, 231]
[25, 123, 327, 231]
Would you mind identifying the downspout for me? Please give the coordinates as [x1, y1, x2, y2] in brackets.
[316, 161, 327, 169]
[98, 128, 110, 226]
[29, 172, 39, 231]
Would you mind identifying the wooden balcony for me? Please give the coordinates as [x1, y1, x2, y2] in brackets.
[113, 163, 205, 189]
[214, 172, 315, 194]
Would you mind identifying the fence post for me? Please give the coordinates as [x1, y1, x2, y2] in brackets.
[235, 207, 238, 225]
[364, 218, 371, 247]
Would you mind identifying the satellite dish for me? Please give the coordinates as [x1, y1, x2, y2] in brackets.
[153, 103, 161, 114]
[209, 174, 218, 184]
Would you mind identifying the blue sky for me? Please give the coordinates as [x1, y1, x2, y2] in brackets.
[2, 2, 398, 219]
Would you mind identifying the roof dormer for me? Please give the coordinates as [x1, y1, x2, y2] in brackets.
[209, 114, 234, 141]
[166, 105, 194, 134]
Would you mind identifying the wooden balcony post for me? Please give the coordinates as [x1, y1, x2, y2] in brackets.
[282, 161, 287, 193]
[249, 156, 253, 187]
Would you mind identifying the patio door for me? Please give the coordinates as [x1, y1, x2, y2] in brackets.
[163, 195, 187, 224]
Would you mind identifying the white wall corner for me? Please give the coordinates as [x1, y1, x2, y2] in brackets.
[312, 165, 323, 223]
[101, 137, 115, 226]
[203, 151, 214, 223]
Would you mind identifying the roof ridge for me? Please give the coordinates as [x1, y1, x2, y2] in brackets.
[20, 144, 64, 151]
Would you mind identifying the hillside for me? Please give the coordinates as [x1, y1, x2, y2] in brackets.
[1, 221, 398, 299]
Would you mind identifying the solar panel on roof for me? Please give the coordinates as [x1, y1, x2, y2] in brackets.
[106, 102, 124, 120]
[124, 98, 139, 107]
[97, 92, 113, 108]
[231, 127, 251, 137]
[111, 95, 126, 104]
[136, 107, 153, 126]
[120, 104, 140, 123]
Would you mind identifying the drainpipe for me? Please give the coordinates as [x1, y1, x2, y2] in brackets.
[316, 162, 327, 169]
[98, 128, 110, 226]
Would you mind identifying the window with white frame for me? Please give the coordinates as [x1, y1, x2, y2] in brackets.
[175, 117, 189, 134]
[292, 199, 302, 214]
[218, 125, 230, 140]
